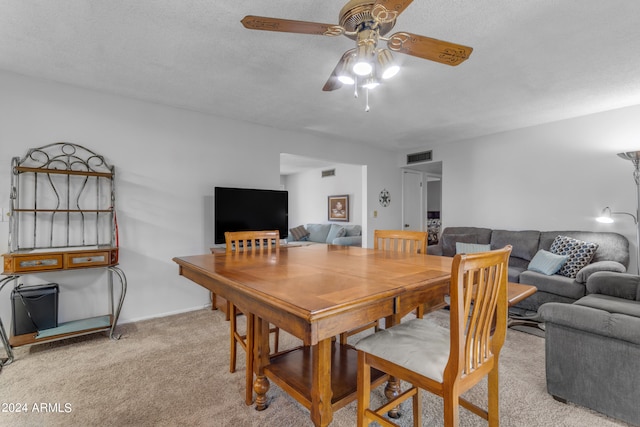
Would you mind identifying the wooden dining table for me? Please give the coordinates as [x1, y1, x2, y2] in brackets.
[173, 244, 454, 426]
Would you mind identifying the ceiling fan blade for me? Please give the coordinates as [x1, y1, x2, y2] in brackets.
[241, 16, 343, 36]
[386, 32, 473, 66]
[322, 55, 348, 92]
[373, 0, 414, 18]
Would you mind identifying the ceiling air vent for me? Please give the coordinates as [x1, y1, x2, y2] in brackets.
[321, 169, 336, 178]
[406, 150, 432, 164]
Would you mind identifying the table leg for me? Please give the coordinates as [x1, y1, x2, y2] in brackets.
[310, 338, 333, 427]
[253, 316, 270, 411]
[384, 313, 402, 419]
[245, 312, 255, 405]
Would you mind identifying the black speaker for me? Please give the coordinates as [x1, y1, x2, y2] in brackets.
[11, 284, 59, 336]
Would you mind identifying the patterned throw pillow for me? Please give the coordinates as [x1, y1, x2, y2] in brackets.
[289, 225, 309, 241]
[550, 235, 598, 278]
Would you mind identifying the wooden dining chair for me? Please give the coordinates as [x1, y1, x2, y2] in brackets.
[339, 229, 429, 345]
[355, 245, 512, 427]
[373, 229, 428, 254]
[225, 230, 281, 404]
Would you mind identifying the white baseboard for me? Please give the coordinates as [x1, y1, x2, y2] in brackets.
[118, 304, 212, 325]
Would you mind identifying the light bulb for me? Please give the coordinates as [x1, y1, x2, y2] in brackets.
[382, 65, 399, 79]
[596, 207, 614, 223]
[362, 77, 379, 90]
[353, 61, 373, 76]
[338, 75, 355, 85]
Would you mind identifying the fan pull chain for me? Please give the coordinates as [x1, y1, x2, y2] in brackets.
[365, 88, 370, 112]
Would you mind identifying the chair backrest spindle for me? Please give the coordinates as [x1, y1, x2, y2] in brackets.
[448, 245, 511, 380]
[373, 230, 428, 254]
[224, 230, 280, 254]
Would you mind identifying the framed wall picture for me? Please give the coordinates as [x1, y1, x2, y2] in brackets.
[328, 195, 349, 222]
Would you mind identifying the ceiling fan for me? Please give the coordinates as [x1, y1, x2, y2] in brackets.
[241, 0, 473, 95]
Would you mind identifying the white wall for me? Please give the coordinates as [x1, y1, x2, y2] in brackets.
[401, 105, 640, 272]
[0, 70, 401, 329]
[284, 163, 364, 229]
[8, 66, 637, 332]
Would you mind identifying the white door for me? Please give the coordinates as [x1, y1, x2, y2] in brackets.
[402, 171, 423, 231]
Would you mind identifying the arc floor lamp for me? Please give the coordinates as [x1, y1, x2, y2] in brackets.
[597, 151, 640, 274]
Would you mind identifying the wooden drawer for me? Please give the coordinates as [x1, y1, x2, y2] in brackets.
[4, 254, 64, 273]
[64, 251, 110, 269]
[3, 247, 118, 274]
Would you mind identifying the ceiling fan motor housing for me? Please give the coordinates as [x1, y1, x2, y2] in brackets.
[339, 0, 396, 39]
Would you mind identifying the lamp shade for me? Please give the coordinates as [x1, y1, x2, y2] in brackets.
[596, 207, 614, 223]
[353, 39, 375, 76]
[377, 49, 399, 79]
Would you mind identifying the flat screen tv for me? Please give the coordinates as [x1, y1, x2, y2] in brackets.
[214, 187, 288, 244]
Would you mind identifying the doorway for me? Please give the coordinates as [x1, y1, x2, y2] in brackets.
[402, 170, 423, 231]
[402, 161, 442, 239]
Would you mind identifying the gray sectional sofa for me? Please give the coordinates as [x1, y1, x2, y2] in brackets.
[287, 223, 362, 246]
[427, 227, 630, 312]
[539, 271, 640, 425]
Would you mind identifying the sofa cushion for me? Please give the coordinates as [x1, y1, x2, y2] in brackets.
[527, 249, 568, 276]
[520, 270, 586, 300]
[575, 294, 640, 318]
[508, 266, 526, 283]
[540, 231, 629, 267]
[540, 302, 640, 346]
[343, 224, 362, 237]
[586, 271, 640, 301]
[442, 227, 493, 244]
[289, 225, 310, 241]
[442, 234, 477, 257]
[550, 235, 598, 279]
[326, 224, 346, 244]
[332, 235, 362, 246]
[305, 223, 331, 243]
[455, 242, 491, 254]
[491, 229, 540, 261]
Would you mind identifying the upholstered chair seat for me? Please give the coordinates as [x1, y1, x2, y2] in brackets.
[356, 318, 450, 382]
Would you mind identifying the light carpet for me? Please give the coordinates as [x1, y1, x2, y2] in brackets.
[0, 308, 631, 427]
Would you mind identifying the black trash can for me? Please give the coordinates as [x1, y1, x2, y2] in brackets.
[11, 284, 59, 336]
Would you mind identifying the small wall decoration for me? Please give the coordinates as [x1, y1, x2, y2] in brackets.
[328, 195, 349, 222]
[379, 189, 390, 207]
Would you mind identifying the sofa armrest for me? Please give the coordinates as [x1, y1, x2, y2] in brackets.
[576, 261, 626, 284]
[332, 236, 361, 246]
[540, 302, 640, 345]
[586, 271, 640, 301]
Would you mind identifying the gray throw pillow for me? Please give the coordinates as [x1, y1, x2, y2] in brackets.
[527, 249, 568, 276]
[456, 242, 491, 254]
[326, 224, 346, 243]
[442, 234, 477, 257]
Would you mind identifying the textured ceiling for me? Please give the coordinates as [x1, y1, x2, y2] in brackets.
[2, 0, 640, 151]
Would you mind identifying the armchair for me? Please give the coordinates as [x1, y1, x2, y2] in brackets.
[539, 271, 640, 425]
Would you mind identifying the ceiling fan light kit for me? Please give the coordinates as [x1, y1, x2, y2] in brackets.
[241, 0, 473, 111]
[337, 52, 357, 84]
[378, 49, 400, 79]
